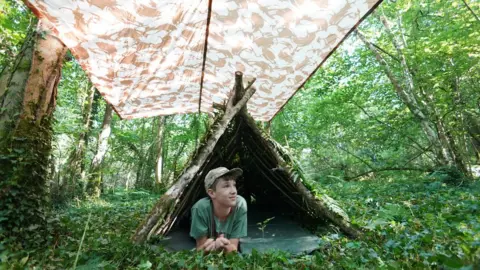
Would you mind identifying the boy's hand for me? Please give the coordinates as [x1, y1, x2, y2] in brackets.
[215, 234, 230, 250]
[202, 238, 216, 251]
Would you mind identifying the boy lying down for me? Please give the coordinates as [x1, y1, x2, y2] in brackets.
[190, 167, 247, 253]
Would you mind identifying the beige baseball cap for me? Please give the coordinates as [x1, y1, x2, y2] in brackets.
[204, 167, 243, 191]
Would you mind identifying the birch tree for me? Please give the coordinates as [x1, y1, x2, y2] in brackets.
[87, 104, 113, 197]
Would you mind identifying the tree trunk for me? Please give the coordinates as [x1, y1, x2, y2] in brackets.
[356, 29, 451, 166]
[141, 144, 156, 189]
[64, 85, 95, 198]
[193, 114, 200, 150]
[380, 14, 456, 164]
[0, 19, 67, 236]
[162, 139, 171, 184]
[85, 90, 102, 148]
[379, 13, 471, 173]
[134, 119, 146, 188]
[450, 72, 473, 175]
[0, 69, 9, 99]
[154, 116, 167, 186]
[264, 121, 271, 136]
[0, 28, 36, 140]
[171, 140, 189, 180]
[86, 104, 113, 197]
[464, 110, 480, 163]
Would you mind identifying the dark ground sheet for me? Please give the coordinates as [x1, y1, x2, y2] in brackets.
[158, 209, 322, 255]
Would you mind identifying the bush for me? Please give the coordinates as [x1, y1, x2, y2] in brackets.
[427, 166, 466, 186]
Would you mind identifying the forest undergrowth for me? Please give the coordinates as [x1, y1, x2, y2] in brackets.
[1, 176, 479, 269]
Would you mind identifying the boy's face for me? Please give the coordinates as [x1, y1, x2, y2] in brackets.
[208, 177, 237, 207]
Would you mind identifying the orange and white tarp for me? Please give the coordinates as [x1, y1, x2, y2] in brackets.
[26, 0, 382, 121]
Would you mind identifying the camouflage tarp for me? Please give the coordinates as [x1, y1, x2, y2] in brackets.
[26, 0, 381, 120]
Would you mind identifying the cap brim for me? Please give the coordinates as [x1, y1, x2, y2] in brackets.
[220, 168, 243, 180]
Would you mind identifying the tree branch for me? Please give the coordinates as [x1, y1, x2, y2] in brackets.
[356, 29, 445, 165]
[401, 145, 433, 167]
[126, 142, 140, 156]
[352, 102, 429, 152]
[336, 144, 374, 170]
[356, 30, 404, 96]
[370, 42, 400, 63]
[462, 0, 480, 22]
[345, 167, 431, 181]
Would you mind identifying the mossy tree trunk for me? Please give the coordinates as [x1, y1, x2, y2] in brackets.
[132, 119, 147, 188]
[0, 19, 67, 239]
[64, 85, 95, 198]
[86, 104, 113, 197]
[465, 110, 480, 163]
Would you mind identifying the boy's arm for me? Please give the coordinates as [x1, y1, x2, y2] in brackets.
[190, 204, 211, 250]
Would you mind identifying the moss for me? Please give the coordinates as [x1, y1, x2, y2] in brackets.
[0, 116, 54, 244]
[86, 173, 102, 197]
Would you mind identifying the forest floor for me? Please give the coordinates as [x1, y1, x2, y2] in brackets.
[2, 176, 479, 269]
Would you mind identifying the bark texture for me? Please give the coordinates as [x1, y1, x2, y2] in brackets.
[465, 110, 480, 163]
[87, 104, 113, 197]
[0, 19, 67, 235]
[0, 29, 36, 141]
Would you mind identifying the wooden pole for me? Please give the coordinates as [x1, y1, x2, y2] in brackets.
[234, 71, 246, 106]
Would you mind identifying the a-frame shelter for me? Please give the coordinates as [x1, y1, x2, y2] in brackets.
[131, 72, 361, 249]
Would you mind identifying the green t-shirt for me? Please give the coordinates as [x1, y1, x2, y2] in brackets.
[190, 195, 248, 240]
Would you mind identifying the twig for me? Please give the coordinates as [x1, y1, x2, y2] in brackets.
[352, 102, 429, 153]
[336, 144, 374, 170]
[345, 167, 431, 181]
[370, 42, 400, 63]
[73, 212, 91, 270]
[400, 145, 433, 167]
[462, 0, 480, 22]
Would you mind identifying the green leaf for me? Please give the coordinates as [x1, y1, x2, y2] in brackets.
[19, 255, 29, 266]
[437, 254, 464, 269]
[138, 260, 152, 269]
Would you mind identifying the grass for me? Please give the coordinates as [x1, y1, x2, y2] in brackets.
[1, 177, 479, 269]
